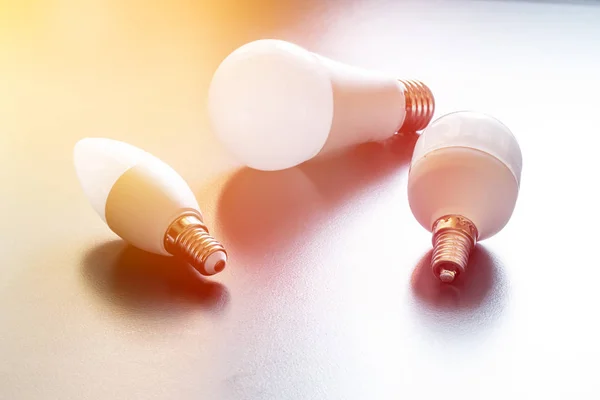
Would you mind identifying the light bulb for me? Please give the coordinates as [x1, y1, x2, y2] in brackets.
[74, 138, 228, 276]
[407, 111, 522, 283]
[208, 39, 435, 171]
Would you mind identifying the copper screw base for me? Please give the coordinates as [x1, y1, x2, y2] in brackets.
[431, 215, 478, 283]
[164, 213, 228, 276]
[398, 79, 435, 133]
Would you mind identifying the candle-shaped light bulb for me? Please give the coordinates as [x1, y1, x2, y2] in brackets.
[208, 39, 434, 171]
[408, 111, 522, 283]
[74, 138, 227, 276]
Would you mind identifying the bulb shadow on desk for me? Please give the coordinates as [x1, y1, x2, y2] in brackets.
[81, 240, 230, 320]
[410, 246, 508, 333]
[215, 132, 419, 263]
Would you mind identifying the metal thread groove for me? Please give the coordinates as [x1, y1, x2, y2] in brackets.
[398, 79, 435, 133]
[174, 227, 226, 275]
[431, 215, 477, 283]
[164, 214, 227, 276]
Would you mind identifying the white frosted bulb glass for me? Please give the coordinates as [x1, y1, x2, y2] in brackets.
[407, 111, 522, 283]
[74, 138, 228, 276]
[208, 39, 435, 171]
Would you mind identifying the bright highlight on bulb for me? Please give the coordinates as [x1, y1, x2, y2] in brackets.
[74, 138, 228, 276]
[407, 111, 522, 283]
[208, 39, 435, 171]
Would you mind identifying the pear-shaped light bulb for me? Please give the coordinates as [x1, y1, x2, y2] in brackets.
[208, 39, 434, 171]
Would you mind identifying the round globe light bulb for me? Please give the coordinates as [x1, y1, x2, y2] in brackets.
[208, 39, 434, 171]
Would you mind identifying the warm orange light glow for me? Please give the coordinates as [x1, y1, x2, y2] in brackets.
[0, 0, 331, 209]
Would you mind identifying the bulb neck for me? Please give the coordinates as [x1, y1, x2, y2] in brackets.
[164, 213, 227, 276]
[431, 215, 478, 283]
[398, 80, 435, 133]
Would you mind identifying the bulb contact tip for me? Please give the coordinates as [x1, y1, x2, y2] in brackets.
[438, 267, 457, 283]
[214, 260, 226, 273]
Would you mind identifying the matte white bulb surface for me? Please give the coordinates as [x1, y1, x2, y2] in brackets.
[408, 111, 522, 241]
[208, 39, 431, 171]
[74, 138, 149, 222]
[74, 138, 217, 262]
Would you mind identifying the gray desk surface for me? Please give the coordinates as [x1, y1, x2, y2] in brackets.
[2, 0, 599, 398]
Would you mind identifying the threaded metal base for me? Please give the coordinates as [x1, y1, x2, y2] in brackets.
[164, 213, 227, 276]
[398, 79, 435, 133]
[431, 215, 478, 283]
